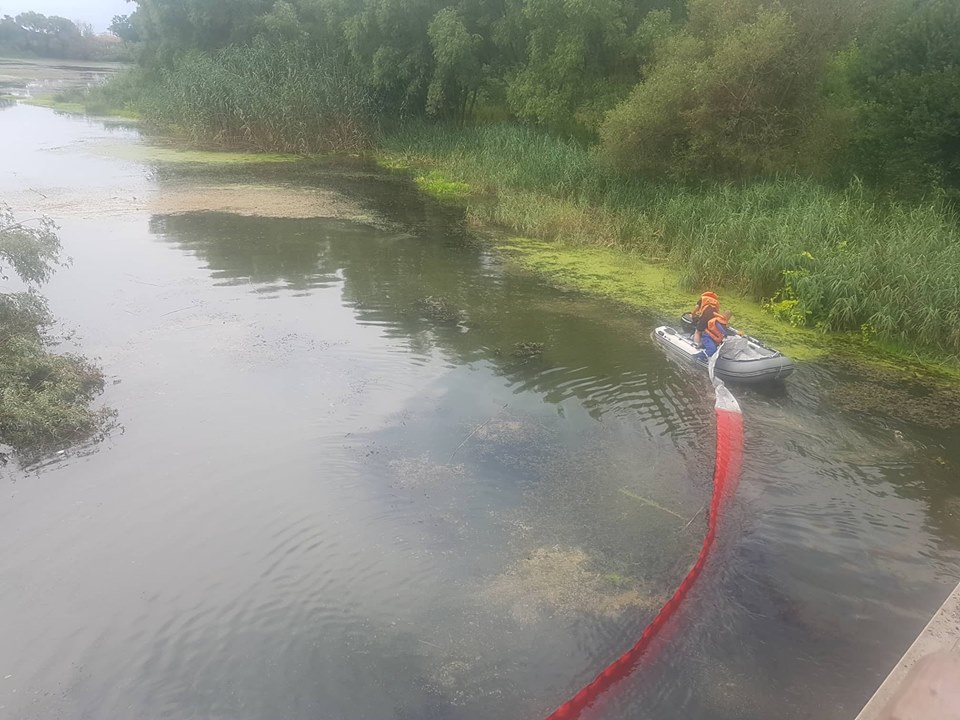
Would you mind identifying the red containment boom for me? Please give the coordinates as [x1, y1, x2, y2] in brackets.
[544, 379, 744, 720]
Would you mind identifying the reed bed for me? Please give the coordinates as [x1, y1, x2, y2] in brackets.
[140, 43, 377, 154]
[383, 123, 960, 354]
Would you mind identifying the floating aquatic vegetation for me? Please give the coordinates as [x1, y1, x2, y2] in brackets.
[827, 358, 960, 429]
[457, 413, 556, 473]
[482, 546, 660, 624]
[472, 418, 528, 443]
[152, 183, 368, 220]
[388, 453, 466, 489]
[511, 341, 544, 359]
[415, 296, 465, 323]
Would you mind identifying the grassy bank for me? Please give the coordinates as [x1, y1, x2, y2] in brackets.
[18, 67, 143, 119]
[0, 58, 145, 119]
[378, 124, 960, 363]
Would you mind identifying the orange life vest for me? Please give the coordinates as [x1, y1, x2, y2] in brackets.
[693, 291, 720, 319]
[705, 315, 729, 342]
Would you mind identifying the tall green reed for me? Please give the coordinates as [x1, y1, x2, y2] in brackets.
[384, 123, 960, 354]
[140, 42, 377, 153]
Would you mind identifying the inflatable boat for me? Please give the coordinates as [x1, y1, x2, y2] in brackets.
[654, 315, 794, 384]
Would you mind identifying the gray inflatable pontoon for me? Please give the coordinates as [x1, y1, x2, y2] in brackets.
[654, 321, 794, 385]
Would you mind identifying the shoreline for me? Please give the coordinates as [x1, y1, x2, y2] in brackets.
[375, 152, 960, 383]
[8, 94, 960, 403]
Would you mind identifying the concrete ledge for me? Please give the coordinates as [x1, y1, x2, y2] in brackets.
[855, 582, 960, 720]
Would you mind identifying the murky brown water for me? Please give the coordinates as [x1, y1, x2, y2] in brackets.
[1, 68, 959, 720]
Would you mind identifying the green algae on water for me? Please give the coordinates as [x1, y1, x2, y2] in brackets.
[492, 235, 960, 382]
[511, 341, 544, 359]
[23, 94, 140, 120]
[23, 95, 87, 115]
[378, 154, 474, 201]
[481, 546, 661, 624]
[415, 295, 465, 323]
[100, 142, 300, 166]
[825, 356, 960, 428]
[494, 236, 827, 361]
[414, 170, 472, 201]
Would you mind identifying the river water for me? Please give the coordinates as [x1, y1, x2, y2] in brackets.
[1, 82, 959, 720]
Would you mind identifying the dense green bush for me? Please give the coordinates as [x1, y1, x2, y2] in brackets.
[502, 0, 676, 135]
[599, 0, 845, 179]
[52, 67, 149, 117]
[121, 0, 960, 196]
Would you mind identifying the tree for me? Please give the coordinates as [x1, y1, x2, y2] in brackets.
[426, 7, 482, 123]
[338, 0, 443, 118]
[501, 0, 679, 135]
[130, 0, 273, 66]
[0, 204, 107, 458]
[258, 0, 306, 41]
[0, 15, 23, 52]
[13, 11, 51, 35]
[0, 206, 62, 286]
[600, 0, 855, 179]
[846, 0, 960, 195]
[1, 12, 91, 58]
[110, 14, 141, 43]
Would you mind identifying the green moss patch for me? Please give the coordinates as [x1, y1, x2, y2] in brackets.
[494, 235, 960, 383]
[24, 94, 87, 114]
[97, 142, 301, 166]
[414, 170, 472, 200]
[495, 237, 827, 361]
[23, 94, 139, 120]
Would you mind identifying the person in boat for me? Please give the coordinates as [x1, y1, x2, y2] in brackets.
[701, 310, 738, 357]
[691, 291, 720, 346]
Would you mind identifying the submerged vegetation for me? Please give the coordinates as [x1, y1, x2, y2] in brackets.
[52, 0, 960, 362]
[0, 204, 109, 461]
[482, 546, 660, 623]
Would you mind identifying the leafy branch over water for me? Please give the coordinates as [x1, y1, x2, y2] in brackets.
[0, 204, 110, 462]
